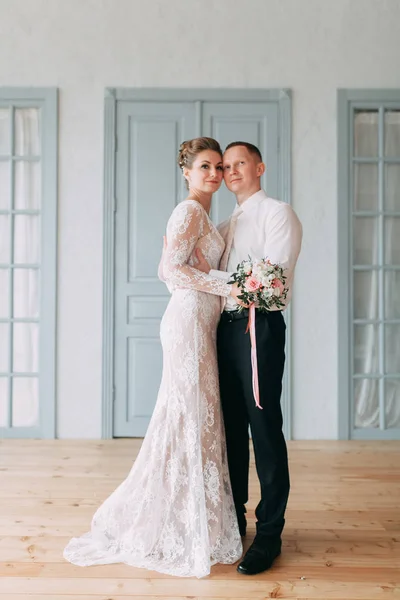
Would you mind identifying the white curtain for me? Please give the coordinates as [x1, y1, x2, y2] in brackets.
[0, 108, 40, 427]
[354, 111, 400, 429]
[0, 108, 9, 425]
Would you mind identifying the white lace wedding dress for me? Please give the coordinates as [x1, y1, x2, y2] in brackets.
[63, 200, 243, 578]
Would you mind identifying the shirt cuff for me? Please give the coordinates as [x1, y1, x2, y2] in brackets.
[209, 269, 232, 282]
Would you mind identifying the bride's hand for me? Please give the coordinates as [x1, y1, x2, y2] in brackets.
[229, 282, 249, 307]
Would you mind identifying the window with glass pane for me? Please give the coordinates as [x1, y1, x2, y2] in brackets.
[0, 89, 57, 438]
[352, 108, 400, 432]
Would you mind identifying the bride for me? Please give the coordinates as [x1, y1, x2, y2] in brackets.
[63, 137, 243, 578]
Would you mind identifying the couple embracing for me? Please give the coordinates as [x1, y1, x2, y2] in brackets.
[64, 138, 302, 578]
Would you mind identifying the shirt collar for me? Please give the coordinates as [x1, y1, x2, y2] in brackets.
[233, 189, 267, 215]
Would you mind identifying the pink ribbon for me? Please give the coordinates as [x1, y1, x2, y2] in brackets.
[246, 304, 262, 410]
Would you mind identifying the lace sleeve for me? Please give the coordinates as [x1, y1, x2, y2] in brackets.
[163, 201, 232, 297]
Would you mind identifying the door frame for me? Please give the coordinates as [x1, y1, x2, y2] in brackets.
[338, 88, 400, 440]
[0, 87, 58, 439]
[102, 88, 292, 439]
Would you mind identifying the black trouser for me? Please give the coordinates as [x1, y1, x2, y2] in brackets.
[217, 308, 289, 546]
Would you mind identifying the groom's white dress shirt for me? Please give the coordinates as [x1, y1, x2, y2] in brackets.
[210, 189, 302, 311]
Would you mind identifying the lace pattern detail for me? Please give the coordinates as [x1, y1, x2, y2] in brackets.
[63, 200, 242, 578]
[162, 201, 232, 297]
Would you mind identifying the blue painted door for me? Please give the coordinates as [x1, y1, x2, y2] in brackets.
[113, 101, 198, 436]
[113, 98, 280, 437]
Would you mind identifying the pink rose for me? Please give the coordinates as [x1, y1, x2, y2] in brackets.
[245, 276, 262, 292]
[271, 278, 284, 293]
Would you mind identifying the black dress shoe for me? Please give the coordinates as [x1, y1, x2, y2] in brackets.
[237, 541, 281, 575]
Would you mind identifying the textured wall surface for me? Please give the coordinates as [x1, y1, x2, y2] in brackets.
[1, 0, 399, 438]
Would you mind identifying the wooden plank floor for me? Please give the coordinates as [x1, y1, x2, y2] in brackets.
[0, 440, 399, 600]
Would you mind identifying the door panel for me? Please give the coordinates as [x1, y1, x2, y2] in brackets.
[202, 102, 279, 223]
[113, 101, 198, 436]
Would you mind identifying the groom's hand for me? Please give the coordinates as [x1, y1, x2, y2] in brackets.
[194, 249, 211, 274]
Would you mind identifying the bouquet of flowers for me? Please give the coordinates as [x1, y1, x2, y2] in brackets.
[229, 257, 288, 311]
[228, 257, 288, 410]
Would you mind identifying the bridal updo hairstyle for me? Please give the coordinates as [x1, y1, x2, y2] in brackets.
[178, 137, 222, 189]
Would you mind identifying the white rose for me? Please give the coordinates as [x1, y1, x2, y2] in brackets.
[261, 275, 271, 287]
[253, 260, 264, 272]
[242, 261, 252, 274]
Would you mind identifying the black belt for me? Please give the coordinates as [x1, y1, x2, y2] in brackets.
[220, 308, 282, 323]
[220, 308, 250, 322]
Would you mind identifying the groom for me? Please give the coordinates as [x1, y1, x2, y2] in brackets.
[195, 142, 302, 575]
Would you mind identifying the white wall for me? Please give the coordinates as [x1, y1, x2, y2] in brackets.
[1, 0, 399, 438]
